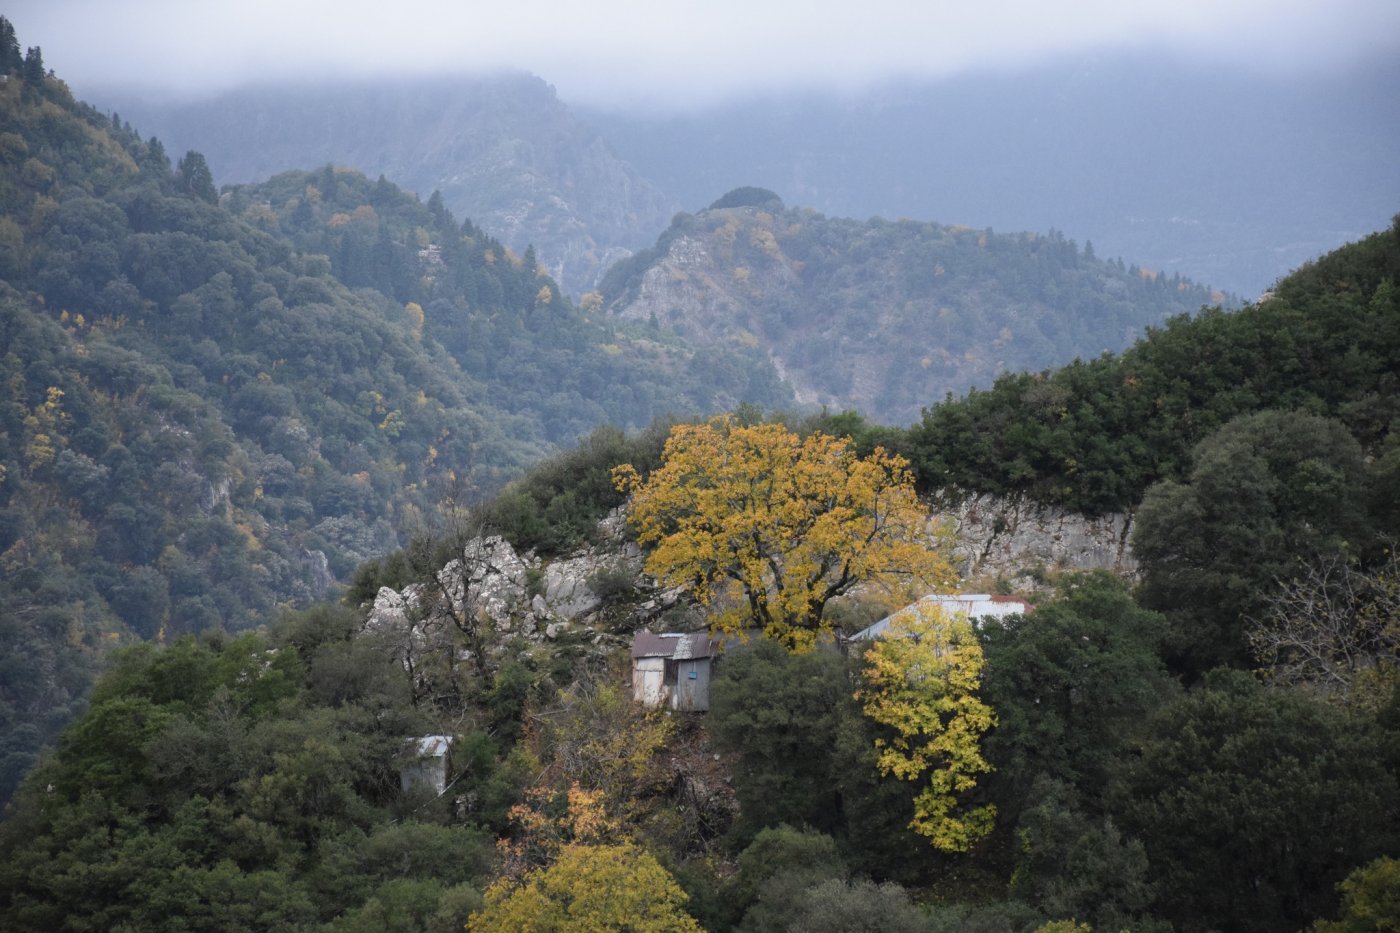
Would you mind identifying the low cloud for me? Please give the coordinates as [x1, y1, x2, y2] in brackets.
[11, 0, 1400, 108]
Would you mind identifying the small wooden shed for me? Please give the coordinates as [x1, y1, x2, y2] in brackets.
[400, 734, 453, 796]
[630, 632, 723, 712]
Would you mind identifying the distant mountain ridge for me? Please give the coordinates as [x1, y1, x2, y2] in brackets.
[601, 191, 1228, 426]
[90, 75, 679, 295]
[582, 53, 1400, 299]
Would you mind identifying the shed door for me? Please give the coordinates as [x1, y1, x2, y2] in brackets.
[672, 660, 709, 711]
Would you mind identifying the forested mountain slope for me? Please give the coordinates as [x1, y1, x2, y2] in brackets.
[90, 75, 679, 295]
[0, 34, 787, 802]
[908, 215, 1400, 516]
[601, 188, 1227, 425]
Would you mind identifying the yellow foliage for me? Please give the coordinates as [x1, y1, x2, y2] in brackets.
[614, 416, 952, 650]
[470, 842, 701, 932]
[857, 602, 997, 852]
[579, 291, 604, 314]
[536, 285, 554, 305]
[404, 301, 424, 341]
[22, 387, 67, 473]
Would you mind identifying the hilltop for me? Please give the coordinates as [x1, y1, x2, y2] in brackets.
[600, 189, 1227, 425]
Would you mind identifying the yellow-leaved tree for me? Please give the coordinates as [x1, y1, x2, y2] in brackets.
[472, 788, 700, 932]
[857, 602, 997, 852]
[613, 416, 952, 650]
[468, 842, 702, 932]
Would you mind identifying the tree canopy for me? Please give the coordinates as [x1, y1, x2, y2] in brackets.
[857, 602, 998, 852]
[614, 416, 952, 649]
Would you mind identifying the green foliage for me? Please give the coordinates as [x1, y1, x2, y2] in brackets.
[1106, 670, 1400, 932]
[1134, 410, 1375, 673]
[0, 616, 502, 929]
[1010, 778, 1160, 933]
[708, 641, 854, 839]
[477, 420, 673, 555]
[980, 572, 1177, 810]
[910, 219, 1400, 515]
[1315, 857, 1400, 933]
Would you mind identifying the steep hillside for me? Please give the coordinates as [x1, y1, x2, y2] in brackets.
[601, 190, 1226, 425]
[90, 75, 679, 295]
[0, 34, 787, 802]
[908, 215, 1400, 516]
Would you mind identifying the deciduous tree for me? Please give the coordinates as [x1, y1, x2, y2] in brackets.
[857, 602, 997, 852]
[614, 416, 951, 650]
[468, 842, 702, 932]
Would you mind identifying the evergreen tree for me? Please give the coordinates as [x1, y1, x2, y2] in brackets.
[0, 17, 21, 74]
[21, 45, 43, 84]
[176, 150, 218, 204]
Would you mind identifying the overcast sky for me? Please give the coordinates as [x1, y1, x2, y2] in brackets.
[9, 0, 1400, 109]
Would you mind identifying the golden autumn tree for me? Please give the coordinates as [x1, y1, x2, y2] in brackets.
[612, 416, 953, 651]
[857, 602, 997, 852]
[467, 842, 702, 932]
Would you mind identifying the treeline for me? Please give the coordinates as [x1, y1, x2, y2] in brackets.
[229, 168, 789, 444]
[692, 575, 1400, 932]
[907, 217, 1400, 516]
[0, 609, 521, 930]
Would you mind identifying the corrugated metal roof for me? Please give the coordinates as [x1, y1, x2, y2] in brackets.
[410, 735, 452, 758]
[631, 632, 682, 658]
[851, 593, 1032, 640]
[630, 631, 721, 660]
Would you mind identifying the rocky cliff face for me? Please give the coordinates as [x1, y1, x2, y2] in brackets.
[365, 520, 701, 655]
[366, 495, 1134, 655]
[937, 494, 1136, 591]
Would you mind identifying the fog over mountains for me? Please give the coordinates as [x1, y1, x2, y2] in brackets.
[89, 52, 1399, 299]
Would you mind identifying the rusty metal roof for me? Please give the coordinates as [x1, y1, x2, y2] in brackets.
[631, 631, 720, 660]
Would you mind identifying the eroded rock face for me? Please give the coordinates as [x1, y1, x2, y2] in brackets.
[362, 529, 664, 648]
[460, 535, 530, 622]
[540, 557, 603, 620]
[936, 493, 1137, 588]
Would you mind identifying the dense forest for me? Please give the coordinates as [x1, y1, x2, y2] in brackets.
[2, 16, 1399, 932]
[0, 29, 786, 805]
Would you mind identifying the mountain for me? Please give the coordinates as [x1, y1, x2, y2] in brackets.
[86, 75, 679, 295]
[582, 53, 1400, 298]
[0, 35, 788, 802]
[907, 214, 1400, 516]
[600, 188, 1227, 426]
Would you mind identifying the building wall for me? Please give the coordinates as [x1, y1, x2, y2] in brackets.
[671, 659, 710, 711]
[633, 657, 667, 708]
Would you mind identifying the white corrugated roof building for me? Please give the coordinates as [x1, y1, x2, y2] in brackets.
[850, 594, 1031, 641]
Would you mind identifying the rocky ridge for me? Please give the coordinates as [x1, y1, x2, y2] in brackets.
[365, 495, 1135, 654]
